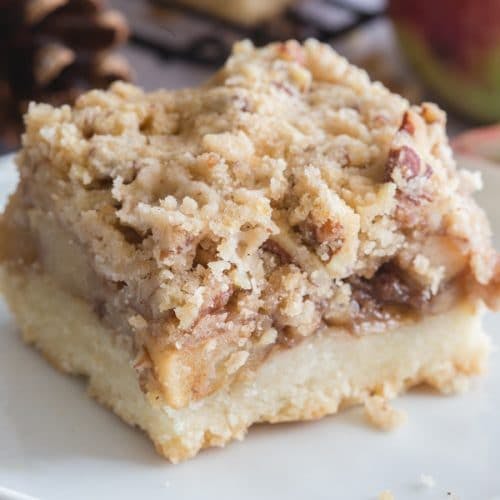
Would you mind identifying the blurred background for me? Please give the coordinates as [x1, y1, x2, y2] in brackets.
[1, 0, 500, 156]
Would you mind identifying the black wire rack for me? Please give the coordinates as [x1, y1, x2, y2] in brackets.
[130, 0, 386, 66]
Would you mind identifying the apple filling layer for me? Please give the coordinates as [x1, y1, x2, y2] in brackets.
[0, 201, 485, 409]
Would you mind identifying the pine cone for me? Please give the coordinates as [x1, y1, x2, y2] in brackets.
[0, 0, 132, 149]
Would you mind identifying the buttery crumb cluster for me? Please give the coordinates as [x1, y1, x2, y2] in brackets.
[16, 40, 498, 404]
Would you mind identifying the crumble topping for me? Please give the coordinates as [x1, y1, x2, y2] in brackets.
[10, 39, 500, 405]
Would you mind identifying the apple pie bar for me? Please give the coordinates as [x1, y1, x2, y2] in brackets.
[172, 0, 295, 25]
[1, 40, 499, 462]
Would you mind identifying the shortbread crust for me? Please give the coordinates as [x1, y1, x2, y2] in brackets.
[0, 265, 489, 463]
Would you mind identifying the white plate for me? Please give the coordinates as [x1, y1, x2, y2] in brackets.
[0, 153, 499, 500]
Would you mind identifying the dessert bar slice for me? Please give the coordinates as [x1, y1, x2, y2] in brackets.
[172, 0, 295, 25]
[1, 40, 499, 462]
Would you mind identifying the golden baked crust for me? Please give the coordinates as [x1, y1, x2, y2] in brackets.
[2, 40, 499, 412]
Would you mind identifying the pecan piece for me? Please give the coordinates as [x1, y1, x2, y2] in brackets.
[384, 145, 421, 182]
[261, 239, 292, 265]
[297, 217, 344, 260]
[316, 219, 344, 247]
[385, 145, 433, 185]
[384, 144, 434, 227]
